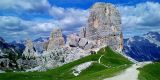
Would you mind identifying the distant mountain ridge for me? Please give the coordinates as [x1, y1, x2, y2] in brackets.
[123, 32, 160, 61]
[33, 37, 49, 43]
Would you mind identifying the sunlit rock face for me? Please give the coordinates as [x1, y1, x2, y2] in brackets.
[80, 2, 123, 52]
[22, 39, 37, 59]
[47, 28, 65, 51]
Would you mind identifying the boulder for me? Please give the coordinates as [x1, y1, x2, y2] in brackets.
[84, 41, 95, 50]
[78, 38, 88, 49]
[66, 34, 80, 47]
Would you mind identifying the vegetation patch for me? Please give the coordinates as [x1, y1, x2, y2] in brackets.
[138, 62, 160, 80]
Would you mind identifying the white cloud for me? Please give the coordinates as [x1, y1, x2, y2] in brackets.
[0, 16, 32, 41]
[0, 0, 50, 12]
[0, 16, 30, 31]
[0, 7, 88, 41]
[31, 22, 59, 32]
[0, 0, 89, 33]
[49, 6, 89, 32]
[118, 2, 160, 38]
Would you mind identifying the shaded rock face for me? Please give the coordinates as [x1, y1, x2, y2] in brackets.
[47, 29, 65, 51]
[22, 39, 37, 59]
[0, 58, 9, 69]
[80, 2, 123, 52]
[0, 37, 21, 70]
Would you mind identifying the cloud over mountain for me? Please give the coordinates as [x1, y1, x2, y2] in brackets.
[0, 0, 50, 12]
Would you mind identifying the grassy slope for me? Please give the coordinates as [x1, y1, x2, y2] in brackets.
[138, 62, 160, 80]
[0, 47, 132, 80]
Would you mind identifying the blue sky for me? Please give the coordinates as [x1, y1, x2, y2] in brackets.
[0, 0, 160, 42]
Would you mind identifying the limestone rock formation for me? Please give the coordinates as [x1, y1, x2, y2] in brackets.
[22, 39, 37, 58]
[84, 41, 95, 50]
[78, 38, 88, 48]
[17, 59, 39, 69]
[66, 34, 80, 47]
[80, 2, 123, 52]
[47, 28, 65, 51]
[66, 34, 96, 50]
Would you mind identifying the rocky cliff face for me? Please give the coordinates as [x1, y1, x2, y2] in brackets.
[80, 2, 123, 52]
[47, 28, 65, 51]
[22, 39, 37, 59]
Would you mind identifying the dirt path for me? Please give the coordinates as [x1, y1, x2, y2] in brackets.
[104, 62, 151, 80]
[98, 55, 104, 63]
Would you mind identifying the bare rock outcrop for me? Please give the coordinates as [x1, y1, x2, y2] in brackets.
[78, 38, 88, 48]
[22, 39, 37, 59]
[67, 34, 96, 50]
[66, 34, 80, 47]
[47, 28, 65, 51]
[80, 2, 123, 52]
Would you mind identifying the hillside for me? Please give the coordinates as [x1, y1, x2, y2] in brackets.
[0, 47, 132, 80]
[138, 62, 160, 80]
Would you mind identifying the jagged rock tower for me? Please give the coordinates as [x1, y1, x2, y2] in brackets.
[80, 2, 123, 52]
[22, 39, 37, 58]
[47, 28, 65, 51]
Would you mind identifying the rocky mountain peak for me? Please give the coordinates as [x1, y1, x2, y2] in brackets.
[88, 2, 121, 30]
[50, 28, 63, 39]
[22, 39, 37, 58]
[47, 28, 65, 51]
[80, 2, 123, 52]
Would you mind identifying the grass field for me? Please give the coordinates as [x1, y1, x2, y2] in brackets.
[138, 62, 160, 80]
[0, 47, 133, 80]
